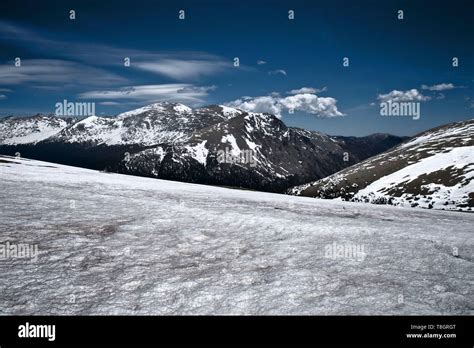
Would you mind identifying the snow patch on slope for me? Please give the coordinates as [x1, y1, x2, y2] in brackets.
[218, 105, 242, 117]
[173, 104, 192, 113]
[116, 103, 166, 118]
[401, 122, 473, 149]
[186, 140, 208, 165]
[0, 117, 70, 145]
[355, 146, 474, 210]
[221, 134, 241, 156]
[5, 126, 63, 144]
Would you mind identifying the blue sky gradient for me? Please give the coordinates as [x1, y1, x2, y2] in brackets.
[0, 0, 472, 136]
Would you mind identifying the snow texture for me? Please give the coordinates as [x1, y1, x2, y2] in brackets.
[0, 156, 472, 315]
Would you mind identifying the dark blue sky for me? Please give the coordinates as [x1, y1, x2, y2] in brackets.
[0, 0, 472, 136]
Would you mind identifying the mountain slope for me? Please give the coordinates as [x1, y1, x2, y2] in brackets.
[47, 103, 242, 146]
[289, 119, 474, 211]
[0, 114, 75, 145]
[0, 102, 405, 192]
[115, 112, 402, 192]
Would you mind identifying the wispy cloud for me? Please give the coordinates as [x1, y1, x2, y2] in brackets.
[0, 21, 140, 65]
[0, 59, 126, 86]
[465, 96, 474, 109]
[377, 89, 431, 103]
[0, 21, 230, 106]
[421, 83, 457, 91]
[0, 94, 6, 100]
[268, 69, 287, 76]
[0, 21, 237, 83]
[134, 59, 230, 80]
[257, 60, 267, 65]
[177, 85, 216, 94]
[78, 84, 215, 105]
[98, 101, 121, 106]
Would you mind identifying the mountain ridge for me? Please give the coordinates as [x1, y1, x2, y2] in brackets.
[0, 102, 407, 192]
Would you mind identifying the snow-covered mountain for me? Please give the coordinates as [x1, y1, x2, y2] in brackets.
[115, 111, 403, 191]
[47, 102, 243, 146]
[0, 102, 405, 192]
[289, 119, 474, 211]
[0, 103, 241, 146]
[0, 114, 76, 145]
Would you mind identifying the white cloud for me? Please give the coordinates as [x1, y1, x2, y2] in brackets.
[0, 94, 6, 100]
[257, 60, 267, 65]
[78, 84, 214, 105]
[288, 87, 327, 94]
[268, 69, 287, 76]
[377, 89, 431, 103]
[227, 96, 282, 116]
[280, 94, 343, 117]
[421, 83, 456, 91]
[226, 92, 344, 118]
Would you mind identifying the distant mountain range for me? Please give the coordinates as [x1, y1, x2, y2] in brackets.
[289, 119, 474, 212]
[0, 102, 405, 192]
